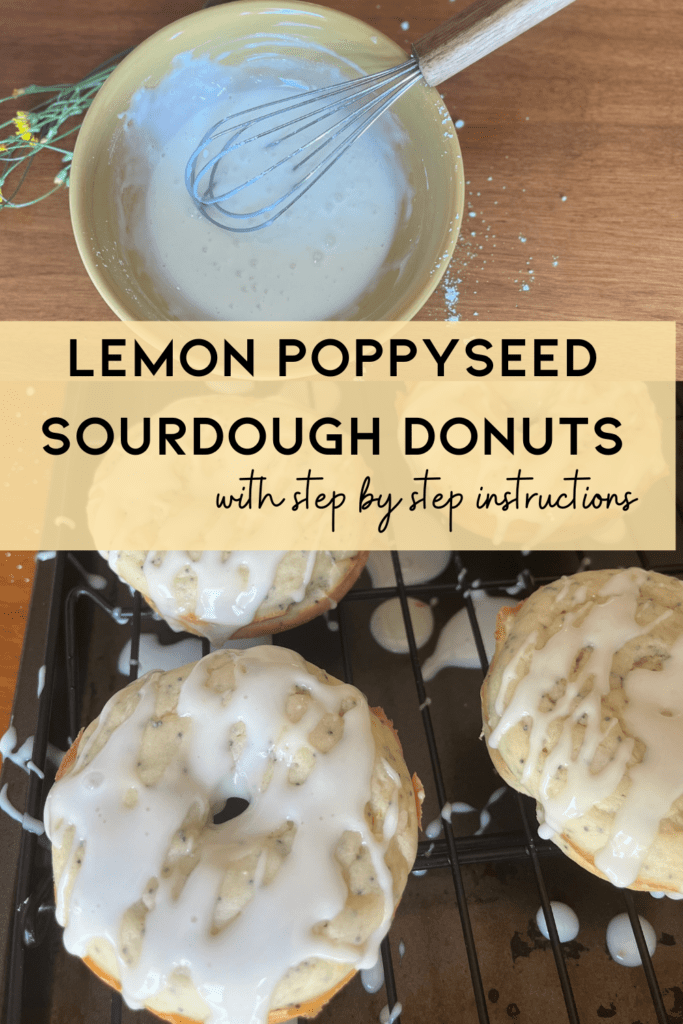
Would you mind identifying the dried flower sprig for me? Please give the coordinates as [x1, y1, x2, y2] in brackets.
[0, 48, 132, 209]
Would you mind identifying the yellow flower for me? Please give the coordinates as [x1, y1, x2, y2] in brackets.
[14, 111, 37, 147]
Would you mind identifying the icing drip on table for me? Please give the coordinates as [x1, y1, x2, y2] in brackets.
[489, 568, 683, 889]
[605, 913, 656, 966]
[0, 724, 18, 763]
[44, 647, 402, 1024]
[424, 817, 442, 839]
[422, 594, 514, 679]
[360, 955, 385, 993]
[0, 728, 45, 777]
[380, 1000, 403, 1023]
[536, 902, 579, 942]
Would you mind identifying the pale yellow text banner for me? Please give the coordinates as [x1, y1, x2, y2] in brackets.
[0, 322, 675, 550]
[0, 321, 674, 381]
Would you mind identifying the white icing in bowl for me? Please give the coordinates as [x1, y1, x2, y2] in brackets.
[120, 53, 410, 320]
[69, 2, 464, 323]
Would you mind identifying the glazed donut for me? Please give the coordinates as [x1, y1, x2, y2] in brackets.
[481, 567, 683, 894]
[45, 646, 422, 1023]
[102, 550, 368, 645]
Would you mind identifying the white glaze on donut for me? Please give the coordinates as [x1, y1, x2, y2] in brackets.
[489, 568, 683, 889]
[45, 647, 409, 1023]
[106, 551, 316, 643]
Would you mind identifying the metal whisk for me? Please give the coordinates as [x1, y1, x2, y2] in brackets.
[185, 0, 575, 232]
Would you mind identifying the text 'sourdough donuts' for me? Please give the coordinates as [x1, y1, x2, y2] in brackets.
[481, 568, 683, 894]
[102, 550, 368, 645]
[45, 646, 421, 1024]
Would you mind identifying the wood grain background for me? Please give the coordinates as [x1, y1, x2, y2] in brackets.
[1, 0, 681, 335]
[0, 552, 35, 745]
[0, 0, 681, 736]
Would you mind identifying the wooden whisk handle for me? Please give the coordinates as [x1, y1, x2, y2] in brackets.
[412, 0, 576, 87]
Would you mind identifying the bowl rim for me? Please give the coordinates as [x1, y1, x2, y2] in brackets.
[69, 0, 464, 323]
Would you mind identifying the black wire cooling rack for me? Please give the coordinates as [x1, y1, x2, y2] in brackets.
[1, 545, 683, 1024]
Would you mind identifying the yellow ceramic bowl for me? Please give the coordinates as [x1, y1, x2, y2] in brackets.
[70, 1, 464, 322]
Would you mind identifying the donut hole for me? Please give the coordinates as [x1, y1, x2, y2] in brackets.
[213, 796, 250, 825]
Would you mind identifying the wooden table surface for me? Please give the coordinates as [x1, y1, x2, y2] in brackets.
[1, 0, 682, 333]
[0, 553, 35, 750]
[1, 0, 682, 739]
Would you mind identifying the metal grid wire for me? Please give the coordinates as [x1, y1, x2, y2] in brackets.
[3, 546, 682, 1024]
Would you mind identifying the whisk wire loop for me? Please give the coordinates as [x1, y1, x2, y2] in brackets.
[185, 58, 421, 232]
[199, 59, 419, 150]
[184, 0, 578, 230]
[191, 65, 416, 201]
